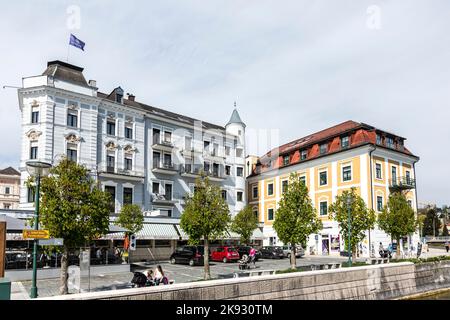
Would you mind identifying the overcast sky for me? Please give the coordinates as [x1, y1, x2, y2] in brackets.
[0, 1, 448, 206]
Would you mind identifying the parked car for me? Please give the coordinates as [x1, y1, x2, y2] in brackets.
[170, 245, 209, 266]
[281, 245, 305, 258]
[236, 246, 261, 261]
[260, 246, 285, 259]
[211, 246, 240, 263]
[5, 251, 32, 269]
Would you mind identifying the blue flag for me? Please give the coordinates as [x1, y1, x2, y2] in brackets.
[69, 34, 85, 51]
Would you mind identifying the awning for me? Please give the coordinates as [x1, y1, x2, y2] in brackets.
[0, 215, 32, 232]
[136, 223, 179, 240]
[175, 225, 189, 240]
[227, 228, 265, 240]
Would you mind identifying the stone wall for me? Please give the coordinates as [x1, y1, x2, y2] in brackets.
[39, 261, 450, 300]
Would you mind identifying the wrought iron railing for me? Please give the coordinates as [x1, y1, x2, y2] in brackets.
[389, 176, 416, 189]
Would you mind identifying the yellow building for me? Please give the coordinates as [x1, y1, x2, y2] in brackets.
[246, 121, 419, 256]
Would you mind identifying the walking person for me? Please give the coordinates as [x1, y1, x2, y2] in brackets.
[249, 246, 256, 267]
[445, 241, 449, 253]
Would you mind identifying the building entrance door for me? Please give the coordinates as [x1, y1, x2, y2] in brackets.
[321, 236, 330, 255]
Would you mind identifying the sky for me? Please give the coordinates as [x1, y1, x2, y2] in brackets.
[0, 1, 449, 206]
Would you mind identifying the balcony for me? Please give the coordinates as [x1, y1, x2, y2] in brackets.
[152, 138, 175, 152]
[98, 167, 144, 181]
[152, 161, 178, 175]
[203, 149, 226, 161]
[389, 176, 416, 191]
[180, 165, 202, 178]
[151, 193, 176, 205]
[204, 169, 226, 182]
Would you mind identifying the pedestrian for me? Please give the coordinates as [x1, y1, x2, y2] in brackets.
[96, 247, 102, 264]
[249, 246, 256, 266]
[146, 270, 154, 286]
[445, 241, 449, 253]
[154, 265, 165, 285]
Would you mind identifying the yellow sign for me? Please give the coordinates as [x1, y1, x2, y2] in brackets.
[22, 230, 50, 239]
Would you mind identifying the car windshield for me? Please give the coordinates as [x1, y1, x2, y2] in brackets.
[228, 248, 237, 252]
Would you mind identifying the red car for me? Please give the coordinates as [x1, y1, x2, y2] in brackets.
[211, 246, 240, 263]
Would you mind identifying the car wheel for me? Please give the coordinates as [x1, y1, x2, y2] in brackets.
[170, 257, 176, 264]
[222, 257, 227, 263]
[189, 259, 195, 266]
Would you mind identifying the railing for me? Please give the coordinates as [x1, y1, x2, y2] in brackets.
[106, 166, 115, 173]
[180, 165, 202, 175]
[153, 162, 176, 170]
[389, 176, 416, 189]
[152, 193, 173, 202]
[152, 137, 173, 147]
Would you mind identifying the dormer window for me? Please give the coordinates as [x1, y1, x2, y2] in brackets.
[301, 150, 307, 160]
[341, 136, 349, 148]
[376, 134, 382, 145]
[283, 155, 290, 166]
[320, 143, 328, 155]
[386, 137, 395, 149]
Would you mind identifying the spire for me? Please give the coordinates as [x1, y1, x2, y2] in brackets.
[226, 105, 246, 128]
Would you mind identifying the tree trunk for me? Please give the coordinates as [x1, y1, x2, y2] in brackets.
[352, 246, 357, 261]
[59, 246, 69, 295]
[396, 237, 401, 258]
[204, 237, 211, 280]
[290, 247, 296, 270]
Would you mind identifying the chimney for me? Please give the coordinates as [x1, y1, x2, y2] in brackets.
[88, 80, 97, 88]
[127, 93, 135, 101]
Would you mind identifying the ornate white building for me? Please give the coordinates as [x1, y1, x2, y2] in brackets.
[18, 60, 247, 218]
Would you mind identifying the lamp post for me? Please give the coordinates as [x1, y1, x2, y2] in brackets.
[346, 195, 353, 267]
[26, 160, 51, 299]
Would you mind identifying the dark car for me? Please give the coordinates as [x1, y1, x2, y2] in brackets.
[5, 251, 32, 269]
[236, 246, 261, 261]
[170, 245, 210, 266]
[260, 246, 285, 259]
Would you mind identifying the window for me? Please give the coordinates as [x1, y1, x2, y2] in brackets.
[27, 187, 35, 203]
[268, 183, 274, 196]
[386, 137, 395, 149]
[320, 144, 328, 155]
[31, 110, 39, 124]
[282, 180, 288, 193]
[212, 163, 220, 176]
[391, 166, 397, 183]
[283, 155, 290, 166]
[153, 152, 161, 168]
[406, 170, 411, 184]
[236, 148, 243, 158]
[164, 131, 172, 143]
[299, 176, 306, 185]
[116, 93, 123, 103]
[252, 186, 258, 199]
[377, 196, 383, 212]
[152, 182, 160, 194]
[320, 201, 328, 216]
[107, 155, 115, 173]
[203, 141, 210, 151]
[253, 210, 258, 220]
[212, 143, 219, 156]
[225, 165, 231, 176]
[342, 166, 352, 181]
[107, 121, 116, 136]
[30, 142, 38, 160]
[221, 190, 227, 200]
[341, 136, 349, 148]
[185, 136, 192, 150]
[105, 186, 116, 213]
[268, 208, 274, 221]
[204, 161, 210, 173]
[376, 163, 382, 179]
[153, 129, 160, 144]
[5, 187, 10, 194]
[125, 156, 133, 170]
[125, 126, 133, 139]
[225, 146, 231, 156]
[3, 204, 10, 209]
[237, 192, 243, 202]
[376, 134, 382, 145]
[301, 150, 307, 160]
[67, 110, 78, 127]
[236, 167, 243, 177]
[164, 184, 172, 200]
[163, 154, 172, 167]
[67, 143, 77, 162]
[123, 187, 133, 205]
[319, 171, 327, 186]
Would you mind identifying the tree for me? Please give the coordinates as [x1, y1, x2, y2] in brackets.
[443, 224, 449, 237]
[231, 206, 258, 245]
[33, 158, 111, 295]
[378, 192, 417, 257]
[273, 173, 322, 270]
[422, 206, 441, 236]
[180, 174, 231, 280]
[329, 188, 376, 258]
[116, 204, 144, 235]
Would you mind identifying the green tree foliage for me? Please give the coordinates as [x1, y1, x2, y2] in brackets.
[378, 192, 417, 257]
[422, 206, 441, 236]
[231, 205, 258, 245]
[329, 188, 376, 258]
[116, 204, 144, 235]
[180, 174, 231, 280]
[443, 224, 449, 237]
[273, 173, 322, 270]
[33, 158, 111, 295]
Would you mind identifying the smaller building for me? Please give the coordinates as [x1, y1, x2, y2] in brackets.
[0, 167, 20, 210]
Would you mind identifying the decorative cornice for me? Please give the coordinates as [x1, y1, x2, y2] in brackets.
[123, 144, 136, 154]
[25, 129, 42, 141]
[105, 141, 118, 151]
[65, 133, 82, 144]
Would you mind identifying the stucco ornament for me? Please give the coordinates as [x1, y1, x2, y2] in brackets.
[123, 144, 136, 153]
[65, 133, 81, 144]
[25, 129, 42, 140]
[106, 141, 118, 151]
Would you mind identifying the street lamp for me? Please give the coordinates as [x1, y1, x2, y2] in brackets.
[26, 160, 51, 299]
[346, 194, 353, 267]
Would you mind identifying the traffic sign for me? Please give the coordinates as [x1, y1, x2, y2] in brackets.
[38, 238, 64, 246]
[22, 230, 50, 239]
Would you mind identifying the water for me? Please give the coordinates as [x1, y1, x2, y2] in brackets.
[413, 289, 450, 300]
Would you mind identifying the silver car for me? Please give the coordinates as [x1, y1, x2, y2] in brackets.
[281, 245, 305, 258]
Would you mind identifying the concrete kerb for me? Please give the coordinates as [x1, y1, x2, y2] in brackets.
[37, 262, 414, 300]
